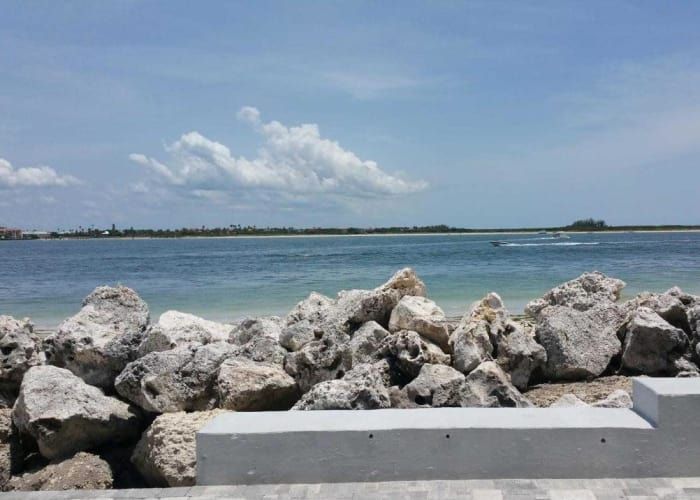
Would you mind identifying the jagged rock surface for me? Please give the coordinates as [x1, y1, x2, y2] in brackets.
[433, 361, 531, 408]
[377, 330, 450, 381]
[292, 362, 391, 410]
[0, 316, 43, 393]
[534, 304, 625, 381]
[284, 339, 353, 393]
[131, 409, 225, 487]
[115, 342, 237, 413]
[138, 311, 230, 356]
[389, 296, 450, 350]
[620, 307, 688, 375]
[43, 286, 149, 389]
[348, 321, 390, 365]
[404, 364, 465, 406]
[13, 366, 141, 459]
[217, 357, 299, 411]
[526, 272, 625, 317]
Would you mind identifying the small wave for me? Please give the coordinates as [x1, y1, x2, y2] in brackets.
[499, 242, 600, 247]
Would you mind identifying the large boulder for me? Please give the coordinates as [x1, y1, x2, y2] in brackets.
[433, 361, 532, 408]
[43, 286, 150, 389]
[292, 362, 391, 410]
[229, 317, 287, 365]
[6, 452, 112, 491]
[404, 364, 465, 406]
[449, 293, 509, 375]
[495, 322, 546, 390]
[216, 357, 299, 411]
[534, 304, 625, 381]
[626, 292, 690, 333]
[620, 307, 688, 375]
[138, 310, 230, 356]
[376, 330, 450, 381]
[115, 342, 237, 413]
[285, 292, 335, 326]
[283, 339, 352, 393]
[348, 321, 390, 365]
[283, 268, 426, 346]
[279, 320, 318, 352]
[131, 409, 225, 487]
[377, 267, 427, 298]
[525, 272, 625, 317]
[13, 365, 141, 459]
[449, 293, 544, 388]
[0, 316, 43, 394]
[388, 296, 450, 350]
[229, 316, 283, 344]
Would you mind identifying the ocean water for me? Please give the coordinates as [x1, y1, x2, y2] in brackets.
[1, 232, 699, 329]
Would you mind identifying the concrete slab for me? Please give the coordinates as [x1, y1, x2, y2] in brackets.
[197, 377, 700, 485]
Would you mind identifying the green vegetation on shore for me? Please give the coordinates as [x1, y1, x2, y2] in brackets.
[10, 219, 700, 239]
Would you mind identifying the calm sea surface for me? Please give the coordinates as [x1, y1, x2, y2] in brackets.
[1, 232, 699, 329]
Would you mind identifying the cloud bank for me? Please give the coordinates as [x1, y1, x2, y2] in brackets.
[130, 108, 427, 204]
[0, 158, 79, 188]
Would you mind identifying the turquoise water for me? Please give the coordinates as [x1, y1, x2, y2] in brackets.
[1, 232, 699, 329]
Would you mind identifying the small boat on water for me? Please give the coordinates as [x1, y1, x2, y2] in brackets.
[551, 232, 570, 239]
[490, 241, 510, 247]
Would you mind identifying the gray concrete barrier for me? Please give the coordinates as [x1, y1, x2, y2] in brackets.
[196, 377, 700, 485]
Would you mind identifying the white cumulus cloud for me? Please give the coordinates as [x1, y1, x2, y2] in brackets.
[0, 157, 80, 188]
[130, 108, 428, 203]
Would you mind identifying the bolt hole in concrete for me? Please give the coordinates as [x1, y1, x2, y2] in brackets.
[369, 434, 374, 439]
[601, 438, 606, 443]
[446, 434, 451, 439]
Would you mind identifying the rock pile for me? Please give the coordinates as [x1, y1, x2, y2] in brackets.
[0, 269, 698, 491]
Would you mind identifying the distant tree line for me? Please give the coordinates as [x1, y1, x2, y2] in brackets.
[9, 220, 699, 240]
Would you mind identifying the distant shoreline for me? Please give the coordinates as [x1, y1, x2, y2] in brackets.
[6, 228, 700, 241]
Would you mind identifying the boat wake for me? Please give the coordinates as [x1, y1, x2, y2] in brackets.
[497, 242, 600, 247]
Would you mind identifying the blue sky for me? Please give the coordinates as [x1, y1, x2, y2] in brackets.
[1, 1, 699, 230]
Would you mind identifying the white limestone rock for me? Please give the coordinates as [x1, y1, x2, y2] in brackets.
[404, 363, 465, 407]
[13, 365, 141, 459]
[115, 342, 237, 413]
[376, 267, 427, 298]
[549, 394, 589, 408]
[592, 389, 633, 408]
[389, 296, 450, 350]
[348, 321, 390, 365]
[285, 292, 335, 326]
[0, 316, 43, 393]
[229, 316, 288, 365]
[217, 357, 299, 411]
[138, 310, 231, 356]
[229, 316, 283, 344]
[283, 338, 353, 393]
[43, 285, 150, 389]
[433, 361, 532, 408]
[279, 320, 318, 351]
[525, 272, 626, 317]
[292, 362, 391, 410]
[620, 307, 688, 375]
[376, 330, 450, 380]
[626, 292, 690, 333]
[131, 409, 226, 487]
[534, 304, 625, 381]
[495, 322, 547, 391]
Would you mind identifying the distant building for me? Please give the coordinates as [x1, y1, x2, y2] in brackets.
[22, 231, 51, 240]
[0, 226, 23, 240]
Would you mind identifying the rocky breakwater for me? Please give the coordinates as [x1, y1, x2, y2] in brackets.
[0, 268, 699, 491]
